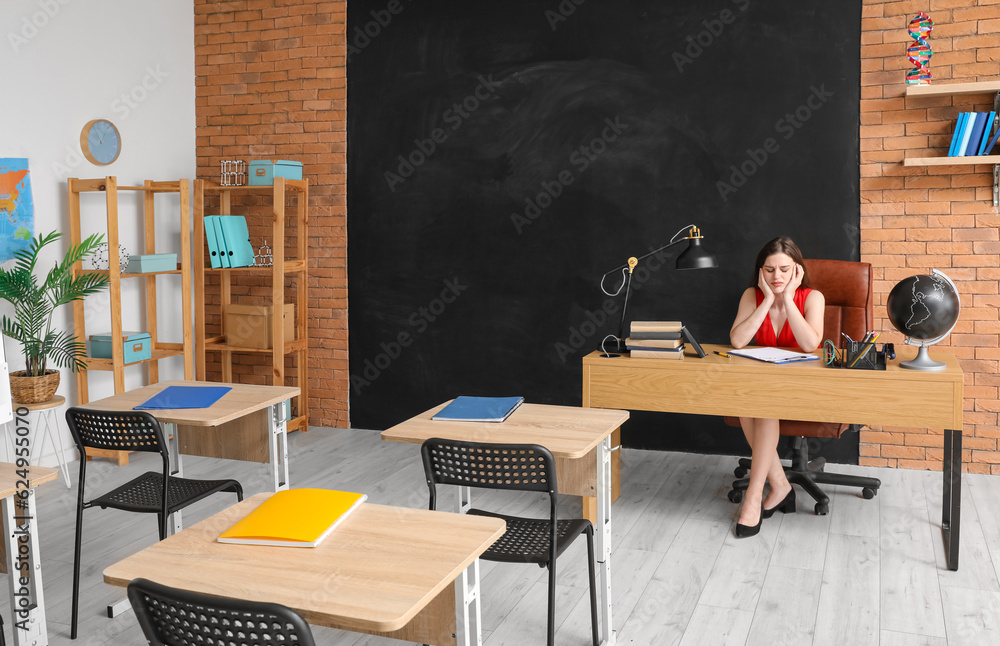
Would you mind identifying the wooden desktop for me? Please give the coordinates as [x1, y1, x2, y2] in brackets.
[582, 343, 966, 569]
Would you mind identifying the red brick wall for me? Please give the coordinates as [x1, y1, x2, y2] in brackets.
[194, 1, 348, 428]
[860, 0, 1000, 473]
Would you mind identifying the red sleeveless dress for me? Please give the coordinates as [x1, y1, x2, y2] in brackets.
[753, 287, 812, 350]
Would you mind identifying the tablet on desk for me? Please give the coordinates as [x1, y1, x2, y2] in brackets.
[727, 347, 819, 364]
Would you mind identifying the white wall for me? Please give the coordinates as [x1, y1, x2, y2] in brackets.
[1, 0, 196, 468]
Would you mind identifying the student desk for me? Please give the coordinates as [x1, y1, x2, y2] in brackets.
[79, 380, 299, 527]
[0, 463, 58, 646]
[582, 343, 966, 570]
[383, 402, 629, 646]
[104, 493, 506, 646]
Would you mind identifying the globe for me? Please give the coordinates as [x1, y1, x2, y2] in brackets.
[885, 270, 960, 370]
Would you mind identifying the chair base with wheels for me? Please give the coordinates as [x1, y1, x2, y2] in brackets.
[727, 431, 881, 516]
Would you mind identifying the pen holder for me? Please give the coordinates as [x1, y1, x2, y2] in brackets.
[835, 340, 890, 371]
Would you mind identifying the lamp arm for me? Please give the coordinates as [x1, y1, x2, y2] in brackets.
[599, 237, 687, 296]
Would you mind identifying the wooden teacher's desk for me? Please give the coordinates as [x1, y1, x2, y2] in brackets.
[104, 493, 505, 646]
[80, 380, 299, 514]
[383, 402, 629, 646]
[582, 343, 965, 570]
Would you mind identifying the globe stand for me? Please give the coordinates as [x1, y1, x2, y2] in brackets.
[900, 342, 947, 372]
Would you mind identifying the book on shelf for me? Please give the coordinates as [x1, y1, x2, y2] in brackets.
[630, 320, 682, 333]
[432, 396, 524, 422]
[218, 488, 367, 548]
[985, 124, 1000, 156]
[629, 345, 685, 359]
[624, 337, 682, 349]
[965, 112, 988, 156]
[957, 112, 977, 157]
[948, 112, 967, 157]
[977, 111, 997, 155]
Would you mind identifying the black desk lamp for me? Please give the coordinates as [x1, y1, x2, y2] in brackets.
[599, 225, 718, 357]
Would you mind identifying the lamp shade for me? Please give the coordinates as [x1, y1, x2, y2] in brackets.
[675, 237, 717, 270]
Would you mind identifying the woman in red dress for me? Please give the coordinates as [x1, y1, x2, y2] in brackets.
[729, 237, 825, 538]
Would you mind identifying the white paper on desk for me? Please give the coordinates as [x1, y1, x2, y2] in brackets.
[728, 347, 819, 363]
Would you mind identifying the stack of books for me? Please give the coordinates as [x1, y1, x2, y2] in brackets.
[947, 111, 1000, 157]
[625, 321, 684, 359]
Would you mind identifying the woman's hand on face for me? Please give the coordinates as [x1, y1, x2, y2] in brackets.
[784, 263, 804, 297]
[758, 268, 774, 302]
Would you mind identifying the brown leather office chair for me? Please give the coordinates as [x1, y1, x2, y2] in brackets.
[725, 258, 881, 515]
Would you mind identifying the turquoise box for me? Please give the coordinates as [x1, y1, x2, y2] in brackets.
[128, 253, 177, 273]
[248, 159, 303, 186]
[90, 331, 152, 363]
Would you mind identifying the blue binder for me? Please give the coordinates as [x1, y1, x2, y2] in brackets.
[204, 216, 223, 269]
[212, 217, 232, 268]
[220, 216, 256, 268]
[948, 113, 967, 157]
[965, 112, 988, 156]
[978, 111, 997, 155]
[134, 385, 232, 410]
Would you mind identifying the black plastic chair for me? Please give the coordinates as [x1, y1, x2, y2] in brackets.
[65, 407, 244, 640]
[421, 438, 598, 646]
[127, 577, 316, 646]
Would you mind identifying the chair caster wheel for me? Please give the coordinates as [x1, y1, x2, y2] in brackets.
[728, 489, 744, 503]
[862, 487, 877, 499]
[814, 503, 829, 515]
[734, 467, 747, 478]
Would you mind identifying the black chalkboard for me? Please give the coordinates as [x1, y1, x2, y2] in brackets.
[347, 0, 861, 462]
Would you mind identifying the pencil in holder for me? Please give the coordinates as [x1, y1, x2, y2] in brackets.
[839, 339, 889, 371]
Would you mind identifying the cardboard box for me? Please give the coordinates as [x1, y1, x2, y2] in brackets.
[248, 159, 303, 186]
[225, 304, 295, 349]
[90, 331, 153, 363]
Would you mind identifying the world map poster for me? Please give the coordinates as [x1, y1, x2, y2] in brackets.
[0, 158, 34, 263]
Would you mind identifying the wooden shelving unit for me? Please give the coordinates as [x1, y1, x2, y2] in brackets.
[69, 177, 193, 464]
[903, 80, 1000, 203]
[192, 178, 309, 433]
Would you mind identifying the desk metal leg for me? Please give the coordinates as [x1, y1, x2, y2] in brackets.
[596, 435, 615, 645]
[166, 422, 184, 534]
[942, 428, 962, 571]
[269, 401, 289, 491]
[3, 492, 48, 646]
[454, 557, 482, 646]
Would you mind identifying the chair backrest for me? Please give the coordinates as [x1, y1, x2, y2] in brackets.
[421, 438, 557, 509]
[802, 258, 873, 347]
[127, 578, 316, 646]
[65, 408, 168, 456]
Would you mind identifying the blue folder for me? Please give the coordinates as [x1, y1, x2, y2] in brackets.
[965, 112, 988, 156]
[220, 216, 256, 268]
[204, 216, 223, 269]
[432, 396, 524, 422]
[978, 111, 997, 155]
[948, 113, 967, 157]
[212, 217, 232, 268]
[134, 385, 232, 410]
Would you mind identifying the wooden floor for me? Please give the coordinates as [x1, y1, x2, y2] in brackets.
[6, 426, 1000, 646]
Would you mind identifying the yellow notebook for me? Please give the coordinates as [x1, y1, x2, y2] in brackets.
[218, 488, 367, 548]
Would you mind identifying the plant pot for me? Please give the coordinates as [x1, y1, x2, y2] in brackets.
[9, 370, 60, 404]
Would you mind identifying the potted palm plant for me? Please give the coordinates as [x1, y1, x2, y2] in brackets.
[0, 231, 110, 403]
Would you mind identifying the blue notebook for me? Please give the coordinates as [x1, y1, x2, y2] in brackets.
[978, 111, 997, 155]
[965, 112, 988, 156]
[948, 113, 967, 157]
[432, 396, 524, 423]
[134, 385, 233, 410]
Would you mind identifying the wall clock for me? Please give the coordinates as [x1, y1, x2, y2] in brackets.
[80, 119, 121, 165]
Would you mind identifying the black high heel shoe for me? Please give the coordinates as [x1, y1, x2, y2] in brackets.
[735, 504, 763, 538]
[761, 488, 796, 519]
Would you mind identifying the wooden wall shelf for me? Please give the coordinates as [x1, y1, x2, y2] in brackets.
[193, 178, 309, 434]
[69, 177, 194, 465]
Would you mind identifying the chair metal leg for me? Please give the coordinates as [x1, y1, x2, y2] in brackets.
[586, 525, 599, 646]
[71, 505, 84, 639]
[546, 560, 556, 646]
